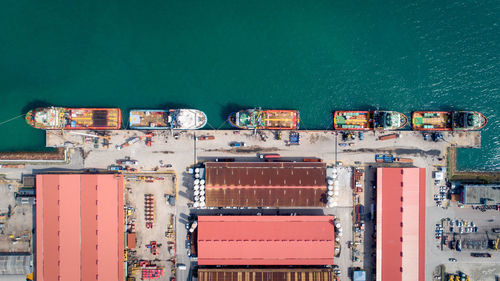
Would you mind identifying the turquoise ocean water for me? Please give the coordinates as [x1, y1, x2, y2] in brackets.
[0, 0, 498, 170]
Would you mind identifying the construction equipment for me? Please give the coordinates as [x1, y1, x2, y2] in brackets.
[117, 133, 153, 150]
[494, 236, 499, 251]
[146, 241, 161, 255]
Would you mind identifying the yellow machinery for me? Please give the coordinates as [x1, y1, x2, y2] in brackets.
[494, 236, 499, 251]
[26, 273, 33, 281]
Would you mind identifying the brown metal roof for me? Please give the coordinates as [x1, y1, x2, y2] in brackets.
[204, 162, 327, 207]
[127, 232, 137, 249]
[206, 187, 326, 207]
[205, 162, 327, 188]
[198, 268, 336, 281]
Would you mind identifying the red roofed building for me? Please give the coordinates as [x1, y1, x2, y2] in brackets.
[36, 174, 124, 281]
[376, 168, 425, 281]
[197, 216, 335, 265]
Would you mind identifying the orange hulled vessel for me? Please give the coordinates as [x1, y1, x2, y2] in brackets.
[412, 111, 487, 131]
[228, 108, 299, 130]
[26, 107, 121, 130]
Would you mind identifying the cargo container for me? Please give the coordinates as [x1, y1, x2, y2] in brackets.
[394, 157, 413, 163]
[303, 158, 322, 162]
[375, 154, 394, 163]
[378, 133, 398, 140]
[198, 135, 215, 140]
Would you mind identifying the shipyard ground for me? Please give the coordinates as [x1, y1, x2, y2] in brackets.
[124, 173, 177, 281]
[1, 129, 497, 281]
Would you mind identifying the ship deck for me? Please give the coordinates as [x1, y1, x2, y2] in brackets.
[262, 111, 298, 129]
[412, 112, 451, 130]
[335, 112, 371, 130]
[130, 111, 168, 128]
[68, 109, 120, 129]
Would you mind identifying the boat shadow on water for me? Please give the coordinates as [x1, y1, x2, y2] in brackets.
[21, 100, 51, 115]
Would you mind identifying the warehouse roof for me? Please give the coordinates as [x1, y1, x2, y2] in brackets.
[376, 168, 425, 281]
[36, 174, 124, 281]
[197, 216, 335, 265]
[205, 162, 326, 187]
[462, 184, 500, 204]
[0, 253, 32, 275]
[198, 268, 336, 281]
[204, 162, 327, 207]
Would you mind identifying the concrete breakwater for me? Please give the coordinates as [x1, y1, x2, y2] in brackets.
[0, 148, 67, 163]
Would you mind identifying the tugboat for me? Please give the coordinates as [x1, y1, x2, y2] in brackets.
[25, 107, 121, 130]
[412, 111, 487, 131]
[129, 109, 207, 129]
[333, 110, 408, 131]
[228, 108, 299, 130]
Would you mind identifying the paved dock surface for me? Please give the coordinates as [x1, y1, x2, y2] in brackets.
[46, 130, 480, 168]
[0, 129, 488, 281]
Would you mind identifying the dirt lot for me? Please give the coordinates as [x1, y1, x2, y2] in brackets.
[0, 181, 33, 253]
[125, 173, 176, 281]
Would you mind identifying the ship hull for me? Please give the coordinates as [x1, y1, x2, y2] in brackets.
[129, 109, 207, 130]
[412, 111, 487, 131]
[228, 109, 299, 130]
[26, 107, 121, 130]
[452, 111, 488, 131]
[334, 110, 408, 131]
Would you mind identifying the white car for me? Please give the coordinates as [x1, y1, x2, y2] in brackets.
[177, 264, 187, 270]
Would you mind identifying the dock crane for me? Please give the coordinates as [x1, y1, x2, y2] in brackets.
[67, 131, 111, 140]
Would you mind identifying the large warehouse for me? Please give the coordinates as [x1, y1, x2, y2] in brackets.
[198, 268, 337, 281]
[197, 216, 335, 265]
[36, 174, 125, 281]
[376, 168, 426, 281]
[204, 162, 327, 207]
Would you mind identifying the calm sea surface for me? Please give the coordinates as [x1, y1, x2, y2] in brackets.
[0, 0, 498, 170]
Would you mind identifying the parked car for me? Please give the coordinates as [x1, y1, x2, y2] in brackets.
[177, 264, 187, 270]
[448, 258, 457, 262]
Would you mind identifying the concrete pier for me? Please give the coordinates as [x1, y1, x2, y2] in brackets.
[45, 129, 480, 171]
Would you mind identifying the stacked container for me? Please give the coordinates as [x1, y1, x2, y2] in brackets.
[145, 194, 155, 228]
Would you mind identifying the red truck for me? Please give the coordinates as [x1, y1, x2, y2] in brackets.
[260, 153, 281, 159]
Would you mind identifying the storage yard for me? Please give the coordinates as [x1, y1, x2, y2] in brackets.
[0, 128, 498, 281]
[124, 173, 177, 281]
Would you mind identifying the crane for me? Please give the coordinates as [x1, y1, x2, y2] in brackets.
[68, 131, 111, 140]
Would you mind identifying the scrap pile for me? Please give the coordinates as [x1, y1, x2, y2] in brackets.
[145, 194, 155, 229]
[353, 168, 363, 193]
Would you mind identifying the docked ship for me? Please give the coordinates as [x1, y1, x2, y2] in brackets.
[412, 111, 488, 131]
[25, 107, 121, 130]
[129, 109, 207, 129]
[228, 108, 299, 130]
[333, 110, 408, 131]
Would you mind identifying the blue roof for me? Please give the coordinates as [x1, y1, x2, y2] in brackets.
[353, 270, 366, 281]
